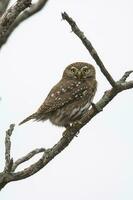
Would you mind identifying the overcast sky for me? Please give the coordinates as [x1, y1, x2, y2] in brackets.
[0, 0, 133, 199]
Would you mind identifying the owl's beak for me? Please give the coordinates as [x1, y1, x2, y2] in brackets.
[76, 71, 82, 79]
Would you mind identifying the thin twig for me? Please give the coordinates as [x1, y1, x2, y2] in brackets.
[62, 12, 116, 87]
[119, 70, 133, 82]
[4, 124, 15, 172]
[12, 148, 46, 172]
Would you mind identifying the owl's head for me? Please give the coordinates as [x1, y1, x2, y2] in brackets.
[63, 62, 96, 80]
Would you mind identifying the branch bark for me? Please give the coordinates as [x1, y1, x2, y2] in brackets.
[12, 148, 46, 172]
[4, 124, 14, 173]
[0, 12, 133, 191]
[0, 0, 10, 16]
[0, 0, 49, 48]
[0, 0, 32, 47]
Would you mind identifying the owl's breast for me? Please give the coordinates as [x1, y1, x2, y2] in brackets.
[49, 98, 91, 127]
[46, 78, 97, 127]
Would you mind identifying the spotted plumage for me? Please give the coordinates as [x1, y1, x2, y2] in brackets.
[19, 62, 97, 128]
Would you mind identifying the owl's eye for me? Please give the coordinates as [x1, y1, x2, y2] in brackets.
[70, 67, 77, 73]
[82, 66, 90, 73]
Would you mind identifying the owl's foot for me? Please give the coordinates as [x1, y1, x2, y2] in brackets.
[91, 102, 103, 112]
[72, 121, 82, 137]
[64, 121, 82, 137]
[63, 124, 71, 137]
[72, 120, 82, 127]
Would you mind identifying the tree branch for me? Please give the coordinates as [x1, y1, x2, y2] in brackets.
[12, 148, 46, 172]
[4, 124, 15, 173]
[119, 70, 133, 82]
[0, 12, 133, 191]
[0, 0, 10, 17]
[0, 0, 49, 48]
[62, 12, 116, 87]
[0, 0, 32, 47]
[0, 124, 46, 190]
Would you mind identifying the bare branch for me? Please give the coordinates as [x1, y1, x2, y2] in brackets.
[117, 80, 133, 90]
[62, 12, 116, 87]
[4, 124, 15, 172]
[12, 0, 49, 25]
[0, 0, 49, 48]
[119, 70, 133, 82]
[0, 0, 32, 46]
[0, 0, 10, 16]
[12, 148, 46, 172]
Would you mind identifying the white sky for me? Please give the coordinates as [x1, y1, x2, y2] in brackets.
[0, 0, 133, 199]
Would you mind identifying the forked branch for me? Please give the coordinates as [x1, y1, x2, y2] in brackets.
[0, 0, 49, 48]
[0, 0, 32, 46]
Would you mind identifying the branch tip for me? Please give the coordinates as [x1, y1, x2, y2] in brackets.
[119, 70, 133, 82]
[61, 12, 67, 20]
[6, 124, 15, 136]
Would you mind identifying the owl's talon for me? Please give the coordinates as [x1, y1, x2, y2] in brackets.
[64, 122, 81, 137]
[72, 121, 81, 136]
[91, 103, 102, 112]
[75, 130, 80, 137]
[72, 121, 82, 127]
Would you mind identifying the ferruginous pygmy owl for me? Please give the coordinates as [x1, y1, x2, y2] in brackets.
[19, 62, 97, 128]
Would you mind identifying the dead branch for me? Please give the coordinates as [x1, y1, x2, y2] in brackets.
[0, 0, 49, 48]
[0, 0, 10, 16]
[0, 0, 32, 47]
[12, 147, 46, 172]
[4, 124, 15, 173]
[0, 12, 133, 191]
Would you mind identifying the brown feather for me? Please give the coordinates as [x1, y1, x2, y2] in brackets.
[19, 113, 36, 125]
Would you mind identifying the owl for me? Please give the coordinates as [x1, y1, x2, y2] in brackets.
[19, 62, 97, 128]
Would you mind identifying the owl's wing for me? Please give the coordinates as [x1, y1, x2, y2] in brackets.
[37, 79, 95, 114]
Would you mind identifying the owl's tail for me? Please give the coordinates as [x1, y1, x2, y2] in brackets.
[19, 113, 36, 125]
